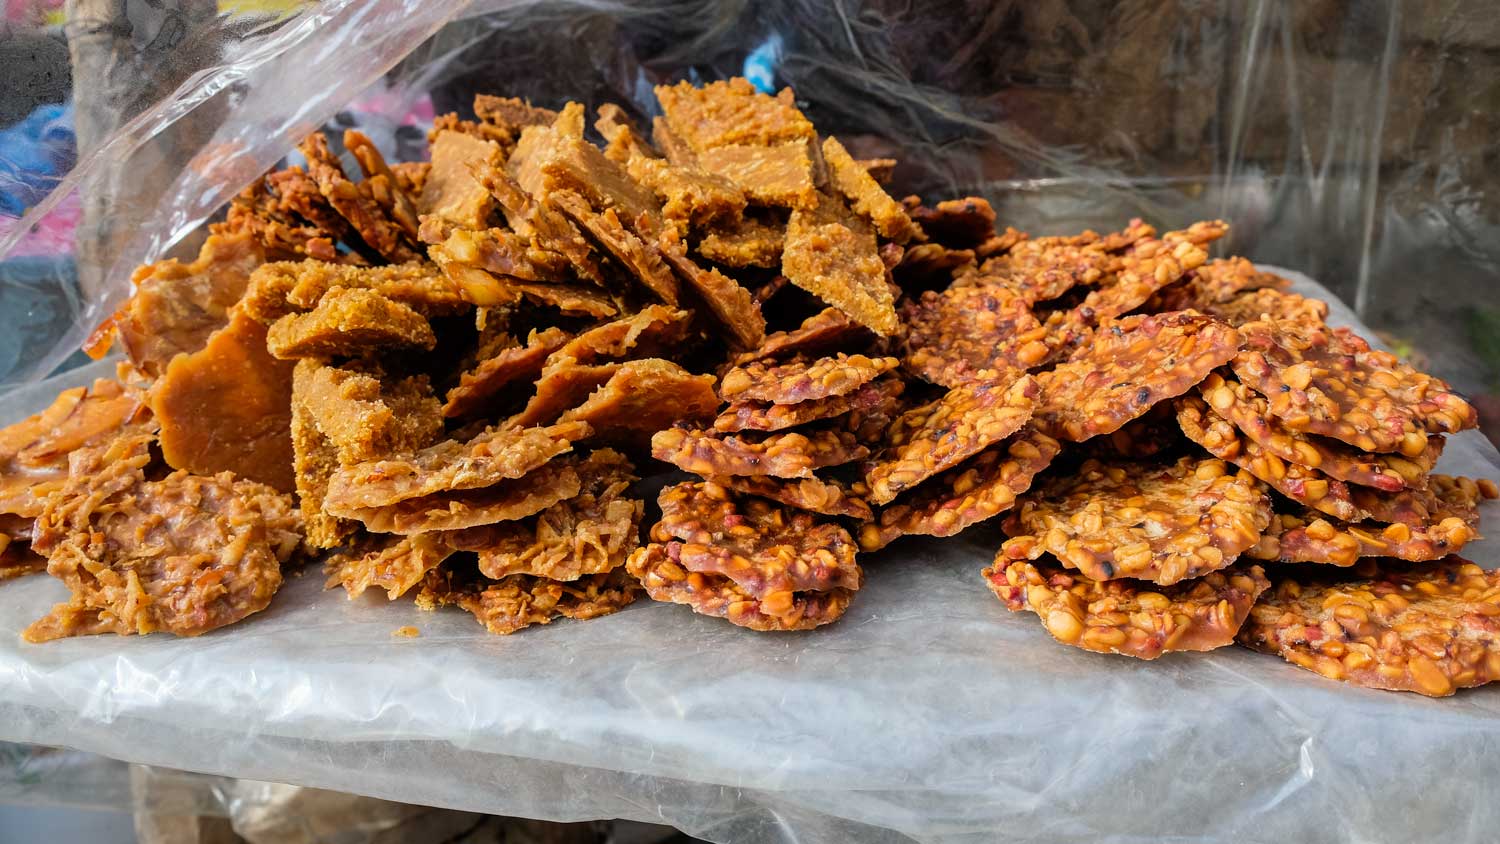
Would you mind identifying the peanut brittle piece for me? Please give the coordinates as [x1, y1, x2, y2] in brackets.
[975, 226, 1029, 258]
[508, 361, 622, 428]
[430, 113, 512, 149]
[345, 130, 420, 241]
[1190, 257, 1290, 302]
[654, 79, 815, 150]
[719, 353, 899, 404]
[300, 133, 418, 263]
[692, 140, 815, 209]
[651, 426, 868, 479]
[1, 378, 150, 521]
[626, 154, 746, 230]
[783, 194, 898, 335]
[290, 362, 358, 549]
[266, 287, 435, 359]
[595, 102, 655, 162]
[1083, 403, 1184, 460]
[242, 259, 467, 322]
[984, 554, 1270, 660]
[210, 171, 348, 262]
[971, 242, 1112, 305]
[24, 433, 299, 642]
[152, 309, 296, 492]
[433, 228, 572, 283]
[92, 232, 264, 376]
[627, 542, 853, 631]
[894, 243, 976, 290]
[324, 421, 589, 510]
[1349, 474, 1495, 529]
[547, 305, 693, 367]
[510, 105, 659, 224]
[1032, 311, 1239, 442]
[822, 136, 920, 242]
[474, 449, 642, 581]
[549, 190, 679, 304]
[901, 196, 995, 247]
[474, 94, 558, 135]
[1177, 395, 1364, 522]
[714, 376, 904, 433]
[861, 428, 1060, 550]
[432, 247, 618, 316]
[731, 307, 873, 365]
[696, 214, 786, 269]
[1046, 236, 1208, 342]
[1205, 288, 1328, 328]
[1238, 558, 1500, 696]
[559, 359, 719, 441]
[1248, 496, 1481, 567]
[710, 474, 873, 520]
[330, 457, 582, 534]
[298, 363, 442, 463]
[900, 282, 1048, 387]
[1005, 456, 1270, 585]
[444, 327, 572, 419]
[1231, 318, 1477, 451]
[473, 166, 604, 285]
[654, 220, 764, 349]
[326, 533, 458, 600]
[654, 480, 862, 593]
[867, 376, 1038, 504]
[418, 564, 640, 635]
[1199, 372, 1441, 492]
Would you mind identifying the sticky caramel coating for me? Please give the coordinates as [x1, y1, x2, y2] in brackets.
[1009, 456, 1271, 586]
[266, 287, 436, 360]
[866, 375, 1038, 505]
[1247, 510, 1477, 567]
[1199, 373, 1441, 492]
[1239, 559, 1500, 696]
[418, 566, 640, 635]
[1205, 288, 1328, 328]
[714, 377, 903, 434]
[1177, 395, 1364, 522]
[651, 426, 868, 479]
[1033, 311, 1241, 442]
[967, 241, 1112, 305]
[627, 541, 853, 632]
[900, 283, 1048, 388]
[719, 353, 900, 405]
[984, 553, 1269, 660]
[861, 428, 1060, 550]
[710, 474, 873, 520]
[1232, 318, 1477, 452]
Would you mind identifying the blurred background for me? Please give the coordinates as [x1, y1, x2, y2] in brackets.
[0, 0, 1497, 836]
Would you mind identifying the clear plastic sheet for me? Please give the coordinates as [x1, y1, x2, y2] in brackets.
[2, 273, 1499, 843]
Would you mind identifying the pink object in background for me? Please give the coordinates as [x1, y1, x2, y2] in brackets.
[0, 192, 80, 258]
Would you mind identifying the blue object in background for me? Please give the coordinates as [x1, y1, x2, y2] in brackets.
[742, 34, 783, 94]
[0, 102, 75, 217]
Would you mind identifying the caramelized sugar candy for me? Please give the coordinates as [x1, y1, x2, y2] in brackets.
[86, 232, 265, 376]
[1176, 395, 1365, 522]
[967, 241, 1112, 306]
[474, 449, 641, 581]
[1204, 288, 1328, 328]
[1003, 457, 1270, 586]
[731, 308, 874, 366]
[654, 480, 862, 597]
[1238, 558, 1500, 697]
[546, 305, 693, 367]
[866, 375, 1039, 505]
[983, 553, 1270, 660]
[1349, 474, 1494, 529]
[653, 220, 765, 349]
[1144, 255, 1291, 313]
[821, 136, 921, 243]
[241, 259, 467, 322]
[297, 363, 442, 465]
[710, 474, 874, 520]
[861, 428, 1060, 550]
[719, 353, 900, 405]
[211, 170, 348, 263]
[329, 455, 582, 535]
[1231, 317, 1478, 453]
[0, 378, 150, 523]
[900, 195, 996, 248]
[900, 283, 1048, 388]
[299, 132, 420, 263]
[624, 154, 746, 232]
[429, 228, 573, 283]
[628, 542, 854, 632]
[265, 287, 436, 360]
[782, 192, 899, 336]
[444, 327, 572, 419]
[714, 376, 904, 434]
[326, 533, 459, 601]
[651, 426, 869, 479]
[344, 129, 421, 241]
[417, 129, 503, 241]
[696, 214, 786, 269]
[417, 563, 641, 635]
[152, 308, 296, 492]
[1198, 372, 1441, 492]
[290, 364, 356, 550]
[24, 433, 301, 643]
[558, 359, 719, 445]
[548, 190, 680, 303]
[1032, 311, 1241, 443]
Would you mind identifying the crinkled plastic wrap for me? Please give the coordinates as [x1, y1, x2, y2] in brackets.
[3, 2, 1500, 841]
[1, 271, 1499, 844]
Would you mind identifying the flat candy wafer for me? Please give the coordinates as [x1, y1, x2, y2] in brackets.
[1238, 559, 1500, 696]
[1033, 311, 1240, 442]
[444, 327, 571, 419]
[718, 353, 899, 404]
[1199, 373, 1440, 492]
[865, 375, 1038, 505]
[330, 457, 582, 534]
[900, 283, 1048, 387]
[1004, 456, 1270, 585]
[651, 426, 868, 479]
[730, 307, 872, 365]
[983, 554, 1270, 660]
[713, 377, 903, 433]
[627, 541, 853, 631]
[418, 565, 640, 635]
[1232, 318, 1478, 452]
[709, 474, 873, 520]
[1204, 288, 1327, 328]
[1247, 507, 1478, 567]
[1176, 395, 1364, 522]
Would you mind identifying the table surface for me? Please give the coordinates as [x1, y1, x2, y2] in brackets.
[2, 270, 1498, 844]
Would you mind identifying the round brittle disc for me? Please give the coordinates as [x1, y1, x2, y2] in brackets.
[713, 377, 903, 434]
[627, 542, 854, 631]
[865, 375, 1038, 505]
[900, 283, 1048, 387]
[1231, 318, 1477, 452]
[718, 353, 900, 405]
[983, 554, 1270, 660]
[1033, 311, 1241, 442]
[1238, 559, 1500, 696]
[1007, 456, 1271, 586]
[651, 426, 869, 479]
